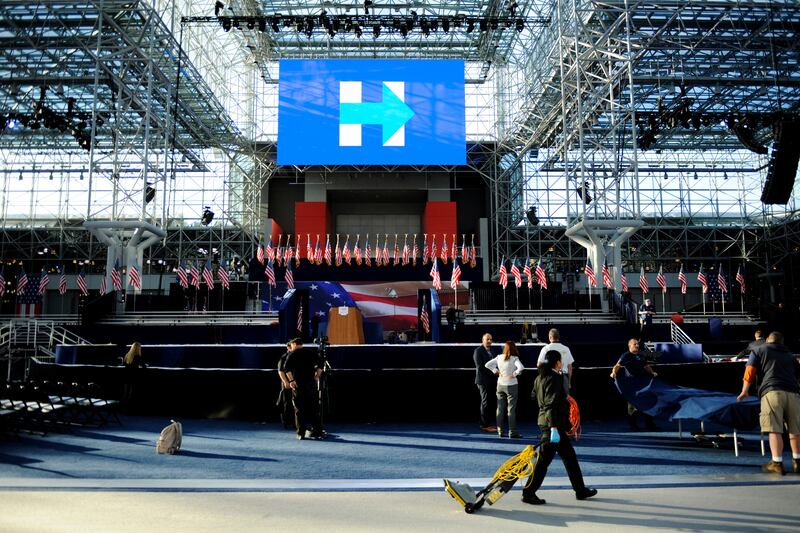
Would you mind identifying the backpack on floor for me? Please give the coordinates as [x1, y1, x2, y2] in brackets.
[156, 419, 182, 455]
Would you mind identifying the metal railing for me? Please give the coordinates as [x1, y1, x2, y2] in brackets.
[670, 321, 696, 345]
[95, 310, 280, 326]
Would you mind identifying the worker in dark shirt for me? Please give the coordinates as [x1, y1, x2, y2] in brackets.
[521, 349, 597, 505]
[473, 333, 498, 433]
[283, 338, 326, 440]
[638, 298, 656, 342]
[611, 338, 659, 430]
[737, 331, 800, 475]
[736, 328, 765, 358]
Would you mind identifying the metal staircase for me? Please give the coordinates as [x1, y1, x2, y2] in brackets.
[2, 320, 92, 380]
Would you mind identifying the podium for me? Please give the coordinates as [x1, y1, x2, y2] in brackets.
[327, 306, 365, 344]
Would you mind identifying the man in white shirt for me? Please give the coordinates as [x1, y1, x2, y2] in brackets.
[537, 328, 575, 384]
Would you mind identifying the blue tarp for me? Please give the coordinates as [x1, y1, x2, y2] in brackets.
[615, 373, 760, 429]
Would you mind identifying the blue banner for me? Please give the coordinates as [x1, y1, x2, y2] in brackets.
[278, 59, 466, 165]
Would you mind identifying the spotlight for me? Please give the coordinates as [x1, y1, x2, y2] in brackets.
[258, 18, 267, 32]
[466, 19, 475, 33]
[201, 207, 215, 226]
[421, 19, 429, 36]
[479, 18, 488, 31]
[364, 0, 373, 15]
[442, 18, 450, 33]
[145, 184, 156, 204]
[214, 1, 224, 17]
[271, 16, 280, 32]
[575, 182, 592, 204]
[354, 23, 362, 37]
[526, 206, 540, 226]
[400, 23, 408, 38]
[373, 23, 380, 37]
[221, 17, 231, 31]
[515, 18, 524, 32]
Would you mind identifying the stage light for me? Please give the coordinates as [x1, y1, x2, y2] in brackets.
[526, 206, 540, 226]
[364, 0, 373, 15]
[466, 19, 475, 33]
[271, 17, 280, 32]
[421, 19, 429, 36]
[221, 17, 231, 31]
[49, 171, 53, 181]
[515, 18, 524, 32]
[354, 23, 362, 37]
[145, 184, 156, 204]
[373, 23, 380, 37]
[400, 23, 408, 38]
[214, 1, 224, 17]
[479, 18, 488, 31]
[201, 207, 215, 226]
[258, 18, 267, 32]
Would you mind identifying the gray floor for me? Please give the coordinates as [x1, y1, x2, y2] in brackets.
[2, 483, 800, 532]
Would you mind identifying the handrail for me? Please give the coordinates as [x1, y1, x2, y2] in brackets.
[670, 321, 696, 344]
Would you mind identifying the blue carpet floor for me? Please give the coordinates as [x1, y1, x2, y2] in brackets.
[0, 416, 783, 486]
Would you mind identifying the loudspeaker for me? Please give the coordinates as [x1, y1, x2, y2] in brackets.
[761, 120, 800, 205]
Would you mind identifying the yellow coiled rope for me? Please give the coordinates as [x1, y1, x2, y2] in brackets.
[490, 445, 539, 483]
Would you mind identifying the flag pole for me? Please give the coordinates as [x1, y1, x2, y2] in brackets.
[702, 290, 706, 315]
[588, 284, 592, 311]
[740, 289, 744, 314]
[503, 285, 506, 311]
[515, 283, 519, 311]
[722, 290, 726, 315]
[662, 290, 666, 314]
[528, 285, 531, 310]
[539, 285, 543, 310]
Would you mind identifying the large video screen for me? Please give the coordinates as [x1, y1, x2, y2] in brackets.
[278, 60, 465, 165]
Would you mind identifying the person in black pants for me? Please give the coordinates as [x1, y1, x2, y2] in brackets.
[522, 349, 597, 505]
[283, 338, 326, 440]
[473, 333, 498, 433]
[276, 342, 296, 429]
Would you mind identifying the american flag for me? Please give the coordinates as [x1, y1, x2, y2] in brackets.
[218, 260, 230, 290]
[422, 234, 430, 265]
[354, 235, 363, 266]
[392, 235, 399, 265]
[420, 297, 431, 334]
[620, 270, 628, 292]
[717, 264, 728, 294]
[412, 235, 418, 266]
[77, 267, 89, 296]
[285, 259, 295, 289]
[324, 235, 333, 265]
[314, 235, 323, 265]
[335, 235, 342, 266]
[656, 266, 667, 294]
[440, 234, 448, 264]
[129, 262, 141, 289]
[639, 267, 649, 294]
[306, 234, 314, 262]
[469, 235, 477, 268]
[297, 303, 303, 334]
[256, 244, 265, 264]
[99, 274, 107, 296]
[17, 266, 29, 295]
[274, 236, 283, 267]
[343, 235, 352, 265]
[38, 270, 50, 296]
[111, 258, 123, 291]
[189, 262, 200, 289]
[364, 236, 372, 267]
[16, 271, 41, 317]
[535, 259, 548, 289]
[0, 267, 5, 296]
[678, 264, 687, 294]
[735, 266, 746, 294]
[290, 281, 438, 332]
[266, 239, 274, 263]
[709, 270, 727, 304]
[58, 266, 67, 295]
[202, 262, 214, 288]
[451, 234, 457, 263]
[374, 237, 382, 267]
[177, 261, 189, 289]
[461, 235, 469, 263]
[498, 259, 508, 289]
[402, 236, 410, 266]
[265, 259, 276, 287]
[430, 257, 442, 290]
[429, 235, 436, 265]
[382, 235, 390, 265]
[450, 257, 462, 289]
[511, 259, 522, 288]
[697, 264, 708, 294]
[524, 258, 533, 289]
[602, 260, 612, 289]
[585, 258, 596, 288]
[285, 237, 294, 266]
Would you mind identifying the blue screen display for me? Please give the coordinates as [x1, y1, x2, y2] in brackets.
[278, 60, 466, 165]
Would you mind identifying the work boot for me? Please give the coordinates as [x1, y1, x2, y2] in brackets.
[761, 460, 785, 475]
[521, 494, 546, 505]
[792, 459, 800, 474]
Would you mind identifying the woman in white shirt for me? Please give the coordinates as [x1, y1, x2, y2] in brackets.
[485, 341, 525, 438]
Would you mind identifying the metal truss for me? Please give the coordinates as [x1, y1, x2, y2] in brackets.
[489, 0, 800, 292]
